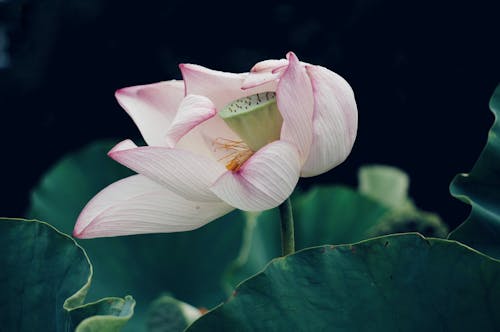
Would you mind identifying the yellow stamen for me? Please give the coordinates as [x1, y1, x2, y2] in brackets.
[213, 138, 254, 172]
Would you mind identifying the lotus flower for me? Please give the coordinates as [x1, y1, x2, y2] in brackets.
[73, 52, 357, 238]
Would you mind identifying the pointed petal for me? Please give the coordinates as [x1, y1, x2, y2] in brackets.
[250, 59, 288, 72]
[301, 65, 358, 177]
[165, 95, 216, 147]
[276, 52, 314, 163]
[108, 142, 226, 202]
[109, 138, 138, 153]
[115, 80, 185, 146]
[210, 140, 300, 211]
[73, 174, 233, 238]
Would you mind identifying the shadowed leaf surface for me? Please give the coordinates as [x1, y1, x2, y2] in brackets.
[147, 295, 201, 332]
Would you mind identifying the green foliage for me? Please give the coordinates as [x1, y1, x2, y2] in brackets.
[449, 85, 500, 259]
[224, 165, 447, 289]
[27, 140, 246, 331]
[188, 233, 500, 332]
[0, 218, 134, 332]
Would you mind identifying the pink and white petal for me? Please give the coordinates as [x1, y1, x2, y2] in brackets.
[109, 142, 226, 202]
[250, 59, 288, 72]
[210, 140, 300, 211]
[179, 64, 247, 110]
[179, 64, 278, 111]
[73, 174, 233, 238]
[276, 52, 315, 163]
[165, 95, 216, 147]
[242, 71, 281, 90]
[176, 68, 279, 160]
[115, 80, 185, 147]
[301, 65, 358, 177]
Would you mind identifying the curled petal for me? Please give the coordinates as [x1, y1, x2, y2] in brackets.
[73, 174, 233, 238]
[109, 140, 226, 202]
[242, 72, 280, 90]
[115, 80, 184, 147]
[210, 140, 300, 211]
[250, 59, 288, 72]
[301, 65, 358, 177]
[180, 64, 279, 110]
[179, 64, 246, 110]
[165, 95, 216, 147]
[276, 52, 314, 163]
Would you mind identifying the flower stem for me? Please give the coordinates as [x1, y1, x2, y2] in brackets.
[278, 198, 295, 256]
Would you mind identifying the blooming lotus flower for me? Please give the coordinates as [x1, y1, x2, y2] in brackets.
[73, 52, 357, 239]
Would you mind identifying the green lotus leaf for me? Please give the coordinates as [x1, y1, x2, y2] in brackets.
[0, 218, 134, 331]
[449, 84, 500, 259]
[189, 233, 500, 332]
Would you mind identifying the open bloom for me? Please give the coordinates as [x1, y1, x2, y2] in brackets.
[73, 52, 357, 238]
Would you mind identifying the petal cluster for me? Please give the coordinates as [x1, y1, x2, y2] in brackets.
[74, 52, 357, 238]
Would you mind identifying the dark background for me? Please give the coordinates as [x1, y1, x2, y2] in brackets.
[1, 0, 498, 229]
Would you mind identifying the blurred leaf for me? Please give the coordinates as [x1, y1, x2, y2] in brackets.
[72, 296, 135, 332]
[0, 218, 134, 332]
[222, 211, 281, 292]
[189, 233, 500, 332]
[294, 185, 390, 246]
[359, 165, 447, 238]
[358, 165, 410, 209]
[147, 295, 201, 332]
[449, 84, 500, 259]
[27, 140, 134, 228]
[27, 140, 246, 331]
[366, 208, 447, 239]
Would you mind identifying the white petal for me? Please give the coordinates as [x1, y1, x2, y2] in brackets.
[74, 174, 234, 238]
[210, 140, 300, 211]
[108, 141, 226, 202]
[301, 65, 358, 177]
[115, 80, 185, 147]
[165, 95, 216, 147]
